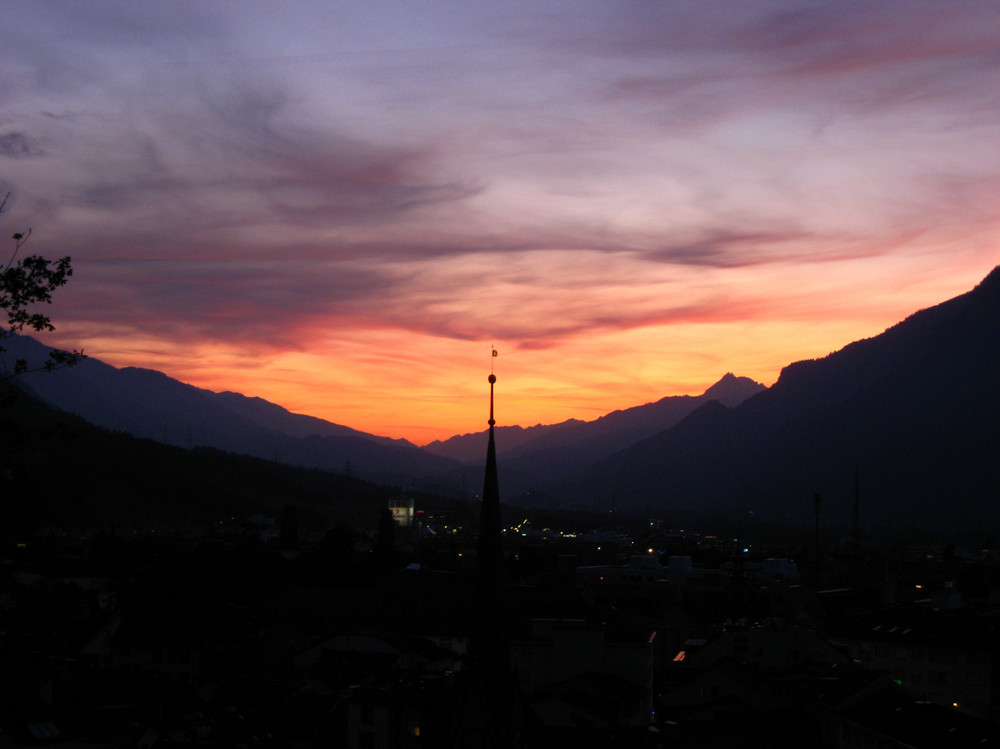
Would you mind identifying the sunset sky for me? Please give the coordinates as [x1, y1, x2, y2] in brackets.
[3, 1, 999, 444]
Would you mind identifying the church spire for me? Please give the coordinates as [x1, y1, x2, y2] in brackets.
[479, 348, 501, 580]
[472, 348, 509, 686]
[475, 368, 502, 633]
[455, 357, 525, 748]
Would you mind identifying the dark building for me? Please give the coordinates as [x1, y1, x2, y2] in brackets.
[828, 610, 1000, 720]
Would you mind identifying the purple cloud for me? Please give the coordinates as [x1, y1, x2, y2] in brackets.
[2, 1, 998, 401]
[0, 132, 46, 158]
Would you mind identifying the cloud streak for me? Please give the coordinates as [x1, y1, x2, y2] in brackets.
[3, 1, 1000, 440]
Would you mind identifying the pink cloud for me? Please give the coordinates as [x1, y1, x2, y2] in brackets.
[5, 2, 1000, 439]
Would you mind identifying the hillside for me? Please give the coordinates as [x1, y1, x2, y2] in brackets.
[2, 335, 460, 484]
[0, 385, 425, 533]
[561, 267, 1000, 532]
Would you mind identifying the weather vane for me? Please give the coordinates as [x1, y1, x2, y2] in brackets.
[488, 346, 497, 426]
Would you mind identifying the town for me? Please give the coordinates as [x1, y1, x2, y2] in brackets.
[5, 487, 1000, 748]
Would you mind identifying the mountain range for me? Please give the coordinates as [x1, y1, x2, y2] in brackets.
[1, 336, 762, 492]
[4, 265, 999, 532]
[425, 373, 766, 500]
[3, 337, 458, 483]
[425, 373, 764, 464]
[561, 266, 1000, 532]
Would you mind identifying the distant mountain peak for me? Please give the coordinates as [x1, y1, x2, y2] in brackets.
[574, 265, 1000, 530]
[702, 372, 767, 407]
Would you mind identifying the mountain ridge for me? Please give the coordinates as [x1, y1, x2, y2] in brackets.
[561, 265, 1000, 530]
[2, 336, 762, 492]
[424, 372, 765, 464]
[5, 264, 997, 530]
[3, 336, 457, 482]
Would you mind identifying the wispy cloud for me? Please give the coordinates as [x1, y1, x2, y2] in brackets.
[3, 1, 999, 439]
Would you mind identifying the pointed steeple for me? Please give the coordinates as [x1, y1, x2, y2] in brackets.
[453, 364, 526, 749]
[473, 371, 505, 669]
[477, 372, 501, 590]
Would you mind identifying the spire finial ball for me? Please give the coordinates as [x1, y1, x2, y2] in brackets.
[488, 374, 496, 384]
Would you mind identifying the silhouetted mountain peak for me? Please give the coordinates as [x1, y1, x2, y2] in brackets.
[702, 372, 766, 407]
[425, 372, 766, 474]
[573, 265, 1000, 530]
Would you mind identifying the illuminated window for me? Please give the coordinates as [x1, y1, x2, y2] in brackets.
[388, 497, 414, 527]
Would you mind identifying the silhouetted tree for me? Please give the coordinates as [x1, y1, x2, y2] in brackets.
[0, 192, 83, 378]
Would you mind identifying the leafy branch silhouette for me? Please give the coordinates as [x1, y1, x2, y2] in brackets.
[0, 192, 84, 379]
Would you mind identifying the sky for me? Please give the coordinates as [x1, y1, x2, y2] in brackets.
[2, 1, 999, 444]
